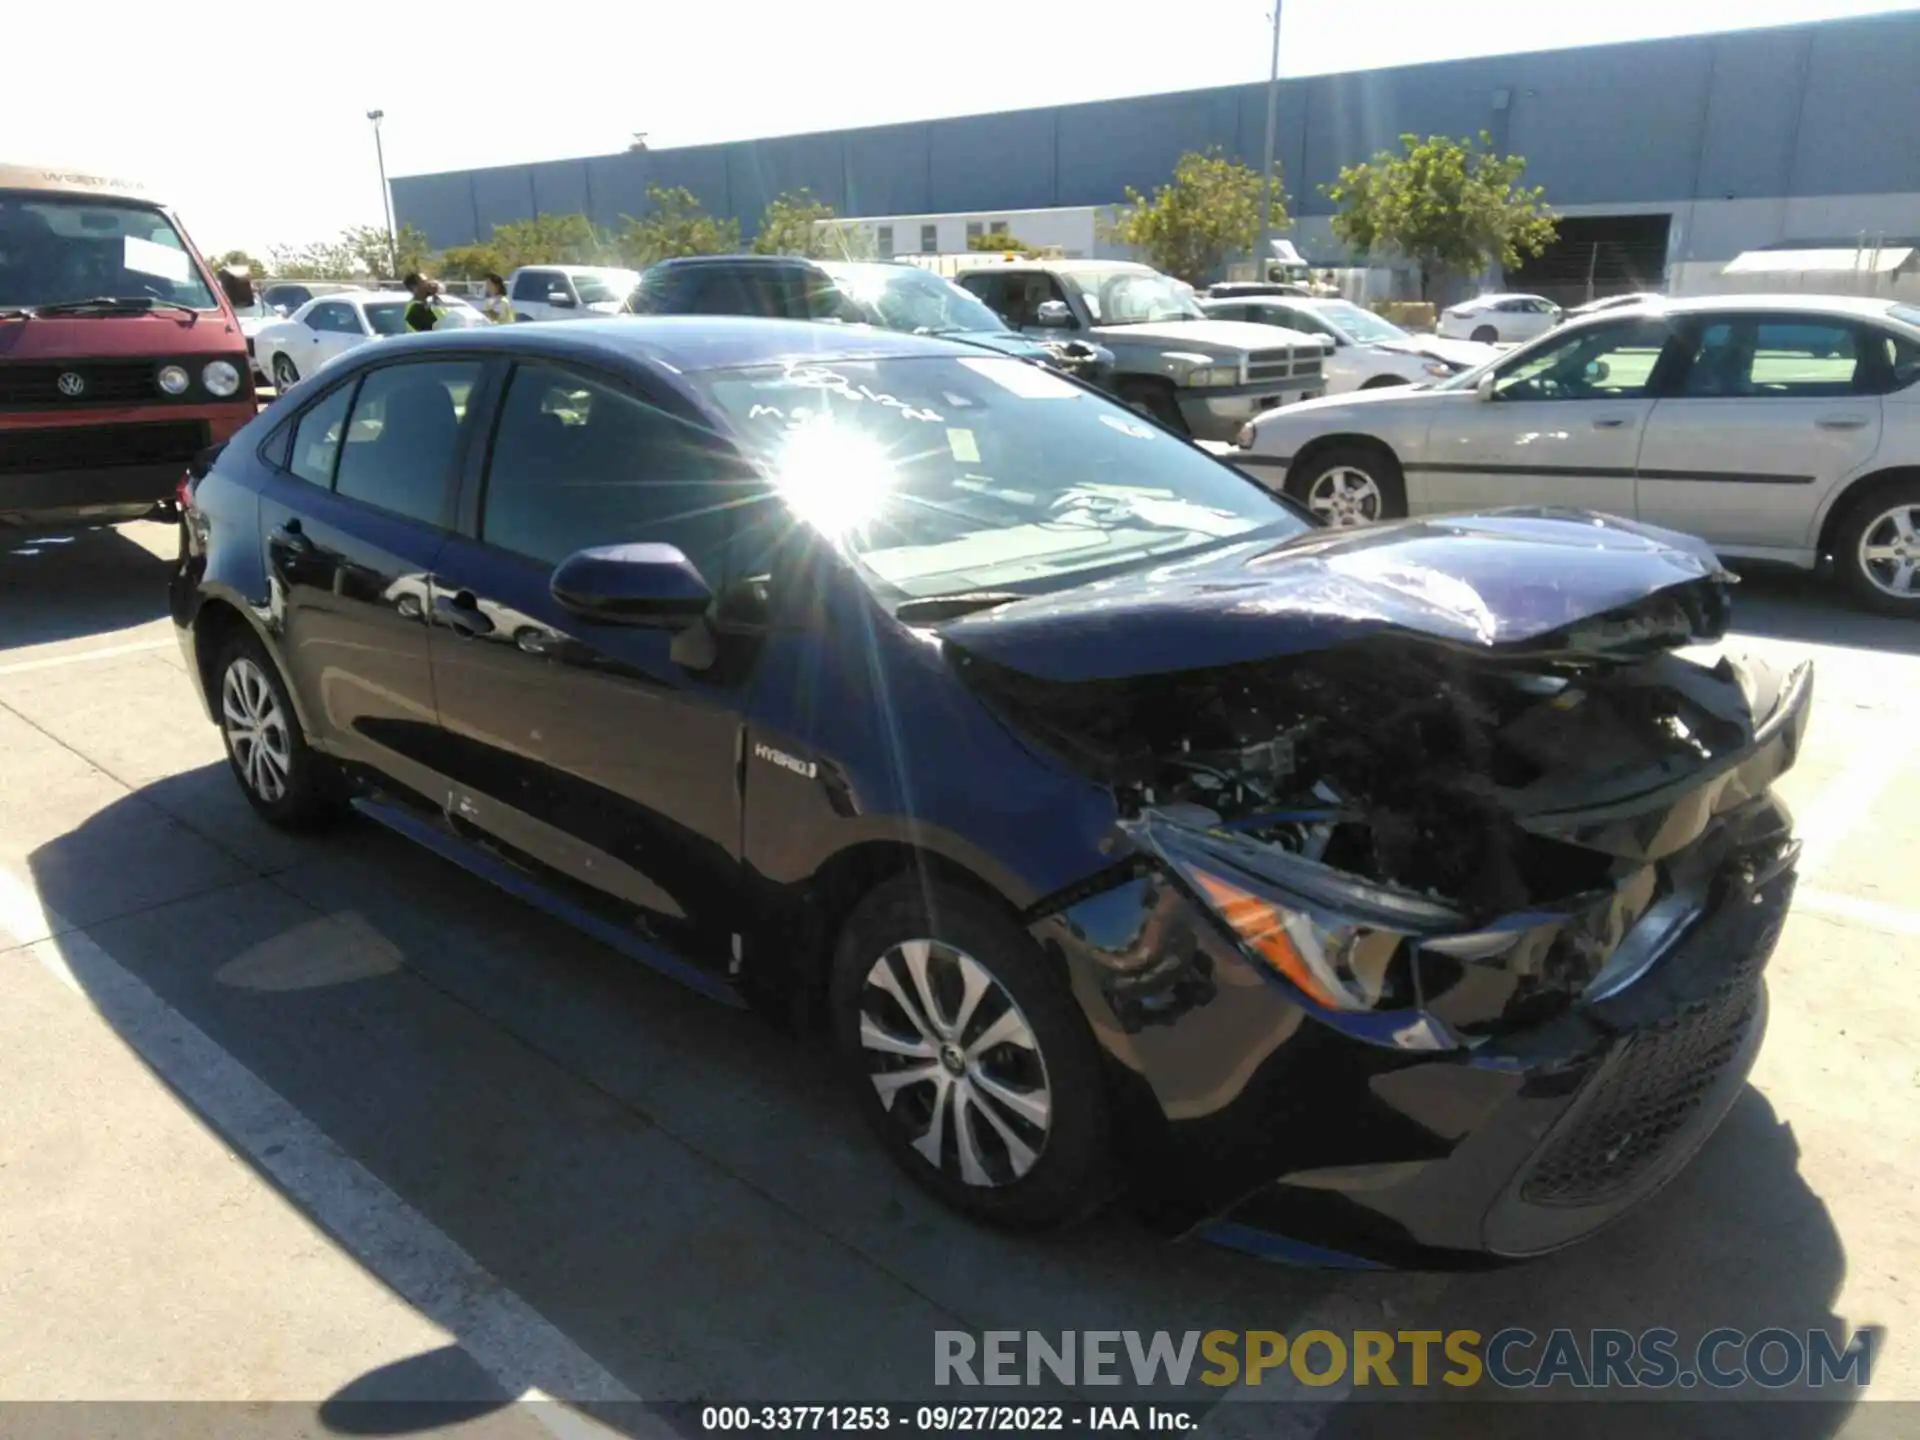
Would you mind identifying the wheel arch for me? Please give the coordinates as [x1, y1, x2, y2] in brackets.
[760, 838, 1043, 1035]
[191, 596, 322, 739]
[1288, 431, 1405, 483]
[1814, 465, 1920, 562]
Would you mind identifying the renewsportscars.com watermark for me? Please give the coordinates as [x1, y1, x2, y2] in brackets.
[934, 1328, 1876, 1391]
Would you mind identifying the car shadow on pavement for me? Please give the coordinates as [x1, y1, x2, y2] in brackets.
[23, 775, 1863, 1439]
[1728, 565, 1920, 657]
[0, 521, 174, 654]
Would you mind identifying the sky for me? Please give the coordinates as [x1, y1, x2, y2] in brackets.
[7, 0, 1917, 257]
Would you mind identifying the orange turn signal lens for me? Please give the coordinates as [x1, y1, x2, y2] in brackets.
[1188, 868, 1344, 1009]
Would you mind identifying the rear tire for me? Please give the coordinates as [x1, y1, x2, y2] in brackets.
[1470, 325, 1499, 344]
[1116, 378, 1188, 435]
[1286, 443, 1407, 527]
[213, 628, 341, 829]
[831, 875, 1112, 1231]
[1834, 478, 1920, 617]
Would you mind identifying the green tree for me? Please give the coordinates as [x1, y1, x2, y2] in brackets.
[1103, 148, 1282, 284]
[439, 213, 614, 278]
[266, 236, 359, 280]
[751, 190, 837, 256]
[265, 223, 430, 281]
[966, 232, 1045, 257]
[617, 186, 739, 267]
[205, 247, 265, 275]
[1324, 131, 1557, 299]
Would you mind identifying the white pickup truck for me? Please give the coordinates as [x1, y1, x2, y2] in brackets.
[503, 265, 641, 322]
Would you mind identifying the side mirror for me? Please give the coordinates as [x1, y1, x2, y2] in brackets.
[1585, 358, 1612, 383]
[1475, 372, 1497, 402]
[1034, 299, 1075, 328]
[550, 543, 712, 627]
[548, 292, 577, 308]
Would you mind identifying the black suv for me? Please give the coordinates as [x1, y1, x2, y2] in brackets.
[628, 254, 1111, 388]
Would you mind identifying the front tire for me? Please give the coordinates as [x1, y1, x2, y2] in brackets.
[1835, 479, 1920, 617]
[214, 629, 340, 829]
[1286, 443, 1407, 527]
[271, 353, 300, 390]
[831, 875, 1112, 1231]
[1470, 324, 1499, 344]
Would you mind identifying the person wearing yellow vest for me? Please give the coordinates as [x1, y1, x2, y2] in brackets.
[480, 272, 515, 325]
[401, 272, 446, 332]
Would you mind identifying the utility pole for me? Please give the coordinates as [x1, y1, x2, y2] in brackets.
[367, 109, 397, 278]
[1256, 3, 1284, 280]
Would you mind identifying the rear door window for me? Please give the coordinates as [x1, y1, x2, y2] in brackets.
[289, 383, 354, 487]
[331, 361, 483, 525]
[1677, 319, 1866, 398]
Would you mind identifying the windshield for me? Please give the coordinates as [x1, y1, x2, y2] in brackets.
[696, 355, 1304, 601]
[571, 271, 638, 304]
[1314, 301, 1407, 344]
[364, 302, 409, 336]
[1066, 268, 1204, 325]
[0, 194, 218, 310]
[818, 264, 1007, 335]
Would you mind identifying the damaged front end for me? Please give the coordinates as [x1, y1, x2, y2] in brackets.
[961, 573, 1812, 1258]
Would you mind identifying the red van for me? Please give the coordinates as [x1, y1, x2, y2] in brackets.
[1, 164, 255, 529]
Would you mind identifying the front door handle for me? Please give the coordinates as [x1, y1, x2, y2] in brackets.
[434, 592, 495, 636]
[1592, 416, 1630, 429]
[1816, 415, 1869, 430]
[269, 520, 313, 555]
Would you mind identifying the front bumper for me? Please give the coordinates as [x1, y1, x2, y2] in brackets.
[1177, 381, 1325, 441]
[1033, 658, 1811, 1265]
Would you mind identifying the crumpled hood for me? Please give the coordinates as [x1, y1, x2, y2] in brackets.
[945, 330, 1056, 362]
[938, 509, 1733, 683]
[1089, 318, 1310, 353]
[1399, 335, 1499, 369]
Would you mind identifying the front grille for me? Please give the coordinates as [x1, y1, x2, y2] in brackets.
[0, 361, 160, 409]
[1292, 356, 1323, 377]
[0, 420, 210, 475]
[1246, 349, 1294, 384]
[1519, 980, 1759, 1207]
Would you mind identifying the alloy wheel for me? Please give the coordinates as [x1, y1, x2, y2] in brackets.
[1858, 503, 1920, 600]
[857, 939, 1052, 1187]
[222, 657, 292, 802]
[1307, 466, 1384, 526]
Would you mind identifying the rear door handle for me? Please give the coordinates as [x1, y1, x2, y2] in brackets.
[434, 591, 495, 636]
[269, 520, 312, 555]
[1816, 415, 1869, 430]
[1592, 417, 1630, 429]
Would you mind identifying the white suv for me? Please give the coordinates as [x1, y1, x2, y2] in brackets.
[505, 265, 640, 322]
[1230, 294, 1920, 615]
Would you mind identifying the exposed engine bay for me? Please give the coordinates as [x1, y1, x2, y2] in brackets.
[962, 632, 1799, 921]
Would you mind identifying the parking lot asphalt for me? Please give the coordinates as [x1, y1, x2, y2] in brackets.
[1, 521, 1914, 1439]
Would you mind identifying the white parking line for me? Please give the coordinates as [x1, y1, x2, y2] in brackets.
[1790, 746, 1902, 884]
[0, 864, 639, 1431]
[0, 637, 175, 677]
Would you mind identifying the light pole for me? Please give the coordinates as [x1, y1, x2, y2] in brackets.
[1256, 2, 1284, 280]
[367, 109, 397, 278]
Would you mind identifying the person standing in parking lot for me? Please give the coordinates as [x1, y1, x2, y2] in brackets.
[401, 272, 445, 332]
[480, 272, 515, 324]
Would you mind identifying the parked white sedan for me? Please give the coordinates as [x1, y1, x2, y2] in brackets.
[252, 290, 484, 390]
[1231, 293, 1920, 613]
[1200, 294, 1497, 392]
[1437, 292, 1562, 345]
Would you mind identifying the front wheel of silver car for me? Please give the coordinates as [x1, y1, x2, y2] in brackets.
[214, 631, 340, 829]
[832, 876, 1111, 1230]
[1286, 443, 1407, 527]
[1836, 480, 1920, 617]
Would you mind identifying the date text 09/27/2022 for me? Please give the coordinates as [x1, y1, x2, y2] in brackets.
[699, 1405, 1194, 1432]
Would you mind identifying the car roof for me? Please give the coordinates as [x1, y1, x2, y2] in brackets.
[650, 253, 824, 271]
[1568, 293, 1913, 322]
[349, 315, 989, 375]
[994, 258, 1154, 274]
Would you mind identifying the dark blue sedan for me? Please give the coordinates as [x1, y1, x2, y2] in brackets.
[171, 316, 1809, 1262]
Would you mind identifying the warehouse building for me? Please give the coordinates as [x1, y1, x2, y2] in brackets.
[393, 9, 1920, 302]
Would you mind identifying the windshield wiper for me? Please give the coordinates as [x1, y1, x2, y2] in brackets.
[895, 590, 1029, 622]
[31, 296, 200, 319]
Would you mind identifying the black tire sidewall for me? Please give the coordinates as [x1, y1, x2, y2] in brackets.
[1471, 325, 1498, 344]
[1116, 379, 1188, 435]
[1835, 481, 1920, 617]
[829, 874, 1112, 1231]
[1286, 444, 1408, 523]
[213, 629, 337, 828]
[273, 354, 298, 388]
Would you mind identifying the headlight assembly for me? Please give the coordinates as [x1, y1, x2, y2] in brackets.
[1183, 365, 1241, 388]
[202, 360, 242, 397]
